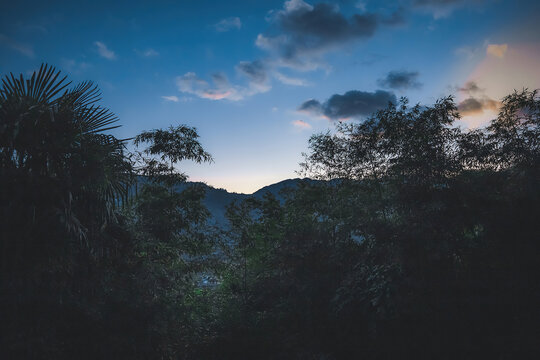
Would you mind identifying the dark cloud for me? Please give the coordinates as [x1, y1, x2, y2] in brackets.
[298, 98, 323, 113]
[377, 70, 422, 90]
[299, 89, 397, 120]
[279, 3, 378, 44]
[458, 81, 482, 94]
[236, 60, 268, 84]
[257, 0, 386, 69]
[456, 80, 499, 116]
[458, 97, 499, 116]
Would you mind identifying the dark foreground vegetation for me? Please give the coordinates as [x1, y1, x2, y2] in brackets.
[1, 65, 539, 359]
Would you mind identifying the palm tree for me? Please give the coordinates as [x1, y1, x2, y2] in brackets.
[0, 63, 135, 357]
[0, 63, 132, 244]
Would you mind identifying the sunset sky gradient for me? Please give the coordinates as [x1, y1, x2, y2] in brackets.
[1, 0, 538, 192]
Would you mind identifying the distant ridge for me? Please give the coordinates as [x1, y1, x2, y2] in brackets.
[174, 178, 321, 226]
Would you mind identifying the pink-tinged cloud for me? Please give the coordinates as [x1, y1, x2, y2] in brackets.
[292, 119, 312, 129]
[200, 91, 233, 100]
[486, 44, 508, 58]
[176, 72, 240, 101]
[176, 70, 270, 101]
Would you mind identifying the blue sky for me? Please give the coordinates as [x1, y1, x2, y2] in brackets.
[1, 0, 539, 193]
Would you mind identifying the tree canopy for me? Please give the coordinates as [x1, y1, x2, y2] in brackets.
[1, 65, 538, 359]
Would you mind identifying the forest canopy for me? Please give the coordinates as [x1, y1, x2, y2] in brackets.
[1, 65, 538, 359]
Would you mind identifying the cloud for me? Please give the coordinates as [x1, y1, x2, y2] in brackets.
[298, 98, 324, 113]
[176, 70, 270, 101]
[215, 17, 242, 32]
[256, 0, 380, 69]
[142, 48, 159, 57]
[458, 97, 499, 116]
[176, 1, 403, 102]
[162, 95, 179, 102]
[236, 60, 268, 85]
[292, 119, 312, 129]
[458, 81, 482, 94]
[0, 34, 34, 57]
[456, 81, 499, 116]
[274, 71, 309, 86]
[377, 70, 422, 90]
[94, 41, 116, 60]
[299, 89, 397, 120]
[177, 72, 240, 100]
[486, 43, 508, 58]
[413, 0, 485, 18]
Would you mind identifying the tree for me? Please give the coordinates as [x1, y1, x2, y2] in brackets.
[0, 64, 216, 359]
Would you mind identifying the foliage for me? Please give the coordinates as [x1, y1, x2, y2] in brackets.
[199, 90, 540, 359]
[1, 63, 538, 359]
[0, 65, 215, 359]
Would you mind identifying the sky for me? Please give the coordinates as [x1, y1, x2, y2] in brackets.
[1, 0, 539, 193]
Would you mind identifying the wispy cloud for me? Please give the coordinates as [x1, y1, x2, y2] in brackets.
[274, 72, 309, 86]
[0, 34, 34, 57]
[142, 48, 159, 57]
[176, 62, 272, 101]
[177, 72, 242, 101]
[486, 43, 508, 58]
[413, 0, 486, 19]
[236, 60, 269, 87]
[94, 41, 116, 60]
[292, 119, 312, 129]
[458, 81, 483, 94]
[214, 17, 242, 32]
[162, 95, 179, 102]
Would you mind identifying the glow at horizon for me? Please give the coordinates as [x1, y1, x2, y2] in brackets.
[1, 0, 539, 193]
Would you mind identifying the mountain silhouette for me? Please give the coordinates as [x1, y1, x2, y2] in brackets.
[174, 178, 320, 226]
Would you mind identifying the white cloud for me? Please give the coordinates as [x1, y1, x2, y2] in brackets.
[284, 0, 312, 13]
[142, 48, 159, 57]
[274, 72, 309, 86]
[94, 41, 116, 60]
[214, 17, 242, 32]
[162, 95, 179, 102]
